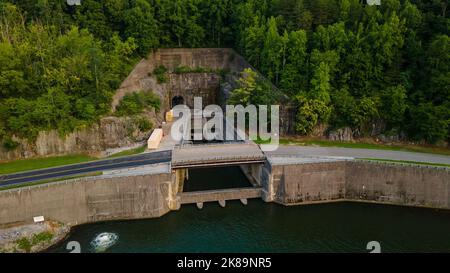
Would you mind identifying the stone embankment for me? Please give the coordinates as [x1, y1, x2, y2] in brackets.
[0, 221, 69, 253]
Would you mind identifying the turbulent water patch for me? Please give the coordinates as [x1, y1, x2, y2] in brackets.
[90, 232, 119, 253]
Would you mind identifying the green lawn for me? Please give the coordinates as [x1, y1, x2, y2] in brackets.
[359, 158, 450, 168]
[107, 145, 146, 158]
[0, 154, 96, 175]
[271, 138, 450, 156]
[0, 145, 147, 176]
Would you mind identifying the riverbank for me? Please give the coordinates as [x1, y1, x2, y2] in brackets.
[0, 221, 70, 253]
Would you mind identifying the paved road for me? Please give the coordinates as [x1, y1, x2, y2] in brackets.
[2, 143, 448, 188]
[0, 151, 172, 188]
[266, 145, 450, 165]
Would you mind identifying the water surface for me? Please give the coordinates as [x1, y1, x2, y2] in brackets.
[48, 201, 450, 253]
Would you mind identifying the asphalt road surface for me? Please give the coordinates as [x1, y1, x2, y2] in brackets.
[2, 144, 449, 189]
[0, 150, 172, 188]
[267, 145, 450, 165]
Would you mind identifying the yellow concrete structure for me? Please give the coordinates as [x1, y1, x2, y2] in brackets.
[165, 110, 173, 122]
[147, 129, 163, 150]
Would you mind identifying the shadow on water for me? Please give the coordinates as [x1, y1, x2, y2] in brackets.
[183, 166, 253, 192]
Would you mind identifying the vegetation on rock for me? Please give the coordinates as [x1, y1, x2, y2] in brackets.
[115, 90, 160, 117]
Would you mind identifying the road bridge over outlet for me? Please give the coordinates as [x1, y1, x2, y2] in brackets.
[171, 143, 266, 168]
[171, 142, 266, 209]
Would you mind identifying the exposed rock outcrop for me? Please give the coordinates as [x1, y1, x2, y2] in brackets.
[328, 127, 354, 142]
[0, 221, 69, 253]
[0, 115, 156, 161]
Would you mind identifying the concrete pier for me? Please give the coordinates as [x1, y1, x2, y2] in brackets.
[178, 188, 262, 205]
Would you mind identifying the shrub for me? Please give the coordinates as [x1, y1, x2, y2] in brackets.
[173, 66, 230, 77]
[408, 102, 450, 144]
[2, 137, 19, 151]
[116, 91, 160, 116]
[295, 96, 331, 135]
[133, 116, 153, 132]
[153, 65, 168, 83]
[31, 232, 53, 245]
[173, 65, 193, 74]
[16, 238, 32, 253]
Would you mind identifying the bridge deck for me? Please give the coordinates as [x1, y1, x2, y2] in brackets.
[179, 187, 262, 204]
[172, 143, 266, 168]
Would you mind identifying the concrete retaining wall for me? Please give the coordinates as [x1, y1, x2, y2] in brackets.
[346, 161, 450, 209]
[2, 160, 449, 228]
[265, 160, 450, 209]
[168, 73, 221, 108]
[264, 162, 346, 204]
[150, 48, 250, 71]
[0, 173, 174, 227]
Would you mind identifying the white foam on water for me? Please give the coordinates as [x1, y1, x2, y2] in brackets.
[90, 232, 119, 253]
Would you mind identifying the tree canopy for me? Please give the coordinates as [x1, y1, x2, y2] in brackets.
[0, 0, 449, 144]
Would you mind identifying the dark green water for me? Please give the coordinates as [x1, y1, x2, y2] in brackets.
[48, 201, 450, 253]
[47, 166, 450, 253]
[183, 166, 252, 192]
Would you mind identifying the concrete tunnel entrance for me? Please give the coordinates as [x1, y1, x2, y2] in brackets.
[171, 95, 184, 108]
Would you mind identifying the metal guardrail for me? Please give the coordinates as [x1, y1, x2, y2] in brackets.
[175, 140, 247, 149]
[172, 156, 266, 168]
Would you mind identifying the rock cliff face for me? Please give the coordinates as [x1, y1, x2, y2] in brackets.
[327, 127, 354, 142]
[0, 116, 154, 161]
[0, 48, 297, 161]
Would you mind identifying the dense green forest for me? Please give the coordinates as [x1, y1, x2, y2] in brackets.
[0, 0, 448, 145]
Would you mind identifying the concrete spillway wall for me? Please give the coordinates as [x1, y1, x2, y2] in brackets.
[264, 160, 450, 210]
[0, 172, 175, 227]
